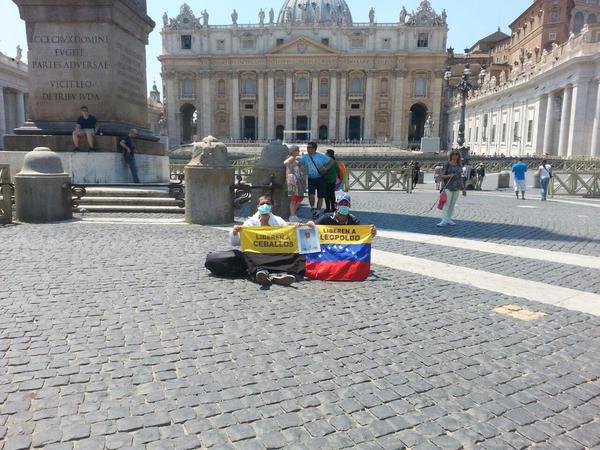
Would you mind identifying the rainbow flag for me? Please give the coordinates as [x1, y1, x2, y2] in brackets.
[305, 225, 373, 281]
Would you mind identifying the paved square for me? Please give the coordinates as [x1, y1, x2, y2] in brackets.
[1, 190, 600, 449]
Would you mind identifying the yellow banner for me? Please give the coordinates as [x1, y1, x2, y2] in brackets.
[240, 226, 299, 254]
[318, 225, 373, 245]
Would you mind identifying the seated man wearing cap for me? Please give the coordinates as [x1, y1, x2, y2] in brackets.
[308, 193, 377, 237]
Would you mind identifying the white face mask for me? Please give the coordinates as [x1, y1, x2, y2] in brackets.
[257, 204, 272, 215]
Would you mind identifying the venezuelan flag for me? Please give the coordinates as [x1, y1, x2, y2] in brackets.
[305, 225, 373, 281]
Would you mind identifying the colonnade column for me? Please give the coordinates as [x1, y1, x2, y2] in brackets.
[258, 72, 266, 140]
[200, 72, 211, 138]
[590, 79, 600, 157]
[164, 73, 178, 145]
[391, 71, 405, 144]
[542, 93, 555, 156]
[0, 88, 6, 143]
[558, 85, 572, 157]
[364, 71, 374, 140]
[310, 71, 319, 140]
[15, 91, 25, 128]
[567, 81, 590, 157]
[267, 71, 275, 140]
[230, 71, 240, 140]
[328, 71, 337, 140]
[338, 72, 347, 140]
[285, 71, 293, 133]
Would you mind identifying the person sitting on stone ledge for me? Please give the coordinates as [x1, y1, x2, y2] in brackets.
[72, 106, 98, 152]
[230, 195, 302, 287]
[119, 129, 141, 184]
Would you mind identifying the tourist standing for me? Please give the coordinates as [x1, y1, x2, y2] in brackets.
[512, 158, 528, 199]
[433, 164, 443, 191]
[72, 106, 98, 152]
[475, 163, 486, 190]
[283, 145, 306, 222]
[323, 149, 340, 213]
[536, 159, 553, 201]
[412, 161, 421, 190]
[298, 142, 334, 219]
[438, 149, 466, 227]
[119, 129, 140, 183]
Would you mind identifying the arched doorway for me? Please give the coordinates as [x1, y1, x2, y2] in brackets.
[180, 103, 197, 144]
[408, 103, 427, 144]
[319, 125, 328, 141]
[276, 125, 284, 141]
[573, 11, 585, 34]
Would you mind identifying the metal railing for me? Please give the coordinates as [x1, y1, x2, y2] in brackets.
[550, 172, 600, 198]
[0, 165, 13, 224]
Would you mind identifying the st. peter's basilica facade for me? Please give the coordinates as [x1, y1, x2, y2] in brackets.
[160, 0, 448, 147]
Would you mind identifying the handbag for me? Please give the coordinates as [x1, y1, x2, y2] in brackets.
[437, 190, 448, 210]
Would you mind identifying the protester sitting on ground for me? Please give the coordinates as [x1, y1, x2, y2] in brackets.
[229, 195, 301, 287]
[308, 193, 377, 238]
[119, 129, 141, 183]
[283, 145, 306, 222]
[72, 106, 98, 152]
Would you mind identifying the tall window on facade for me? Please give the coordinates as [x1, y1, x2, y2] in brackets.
[297, 77, 308, 95]
[216, 39, 225, 51]
[275, 79, 285, 98]
[182, 79, 193, 98]
[320, 79, 329, 96]
[243, 78, 256, 96]
[513, 121, 519, 141]
[502, 123, 507, 143]
[415, 78, 426, 97]
[475, 127, 479, 143]
[417, 33, 429, 48]
[217, 79, 226, 97]
[241, 38, 255, 50]
[351, 36, 364, 49]
[181, 35, 192, 50]
[491, 124, 496, 143]
[483, 114, 488, 141]
[527, 120, 533, 143]
[380, 78, 388, 95]
[550, 11, 560, 23]
[351, 78, 362, 95]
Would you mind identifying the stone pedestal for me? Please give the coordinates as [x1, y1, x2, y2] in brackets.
[533, 174, 540, 189]
[420, 137, 440, 153]
[498, 171, 511, 189]
[251, 142, 289, 219]
[15, 147, 72, 222]
[185, 137, 234, 225]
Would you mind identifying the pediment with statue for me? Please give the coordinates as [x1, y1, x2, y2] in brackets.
[267, 36, 340, 55]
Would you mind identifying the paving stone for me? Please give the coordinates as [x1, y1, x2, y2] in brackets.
[4, 435, 32, 450]
[62, 423, 91, 441]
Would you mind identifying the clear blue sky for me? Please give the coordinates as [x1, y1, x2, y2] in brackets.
[0, 0, 527, 96]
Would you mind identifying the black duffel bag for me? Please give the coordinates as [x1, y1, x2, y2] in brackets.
[204, 250, 248, 278]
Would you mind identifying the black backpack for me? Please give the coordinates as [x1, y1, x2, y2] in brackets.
[204, 250, 248, 278]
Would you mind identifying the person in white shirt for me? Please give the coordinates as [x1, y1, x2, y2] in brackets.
[535, 159, 552, 201]
[229, 195, 297, 286]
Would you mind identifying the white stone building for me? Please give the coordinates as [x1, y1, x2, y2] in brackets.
[160, 0, 448, 147]
[447, 33, 600, 157]
[0, 48, 28, 149]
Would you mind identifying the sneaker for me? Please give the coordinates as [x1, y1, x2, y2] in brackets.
[89, 147, 96, 152]
[447, 220, 456, 226]
[436, 221, 448, 227]
[73, 147, 80, 152]
[289, 215, 300, 223]
[270, 273, 295, 286]
[311, 208, 318, 219]
[255, 270, 272, 286]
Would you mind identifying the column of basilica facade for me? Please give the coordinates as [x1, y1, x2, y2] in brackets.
[160, 0, 448, 148]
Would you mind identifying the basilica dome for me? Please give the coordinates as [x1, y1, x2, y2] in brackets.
[277, 0, 353, 25]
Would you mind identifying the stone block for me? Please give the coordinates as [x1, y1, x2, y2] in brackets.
[185, 166, 234, 225]
[498, 171, 511, 189]
[420, 137, 441, 153]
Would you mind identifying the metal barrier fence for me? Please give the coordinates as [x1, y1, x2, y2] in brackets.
[0, 164, 13, 224]
[550, 172, 600, 198]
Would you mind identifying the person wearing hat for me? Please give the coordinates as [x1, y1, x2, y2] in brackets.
[308, 193, 376, 237]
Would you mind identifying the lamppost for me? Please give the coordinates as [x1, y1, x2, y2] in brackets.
[444, 49, 487, 155]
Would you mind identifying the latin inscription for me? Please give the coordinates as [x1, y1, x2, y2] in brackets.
[29, 34, 110, 105]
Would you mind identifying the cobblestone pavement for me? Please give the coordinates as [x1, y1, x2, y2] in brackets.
[1, 190, 600, 449]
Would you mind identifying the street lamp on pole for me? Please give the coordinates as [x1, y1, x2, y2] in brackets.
[444, 49, 487, 154]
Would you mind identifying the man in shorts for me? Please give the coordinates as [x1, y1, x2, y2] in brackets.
[298, 142, 334, 219]
[72, 106, 98, 152]
[512, 158, 528, 200]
